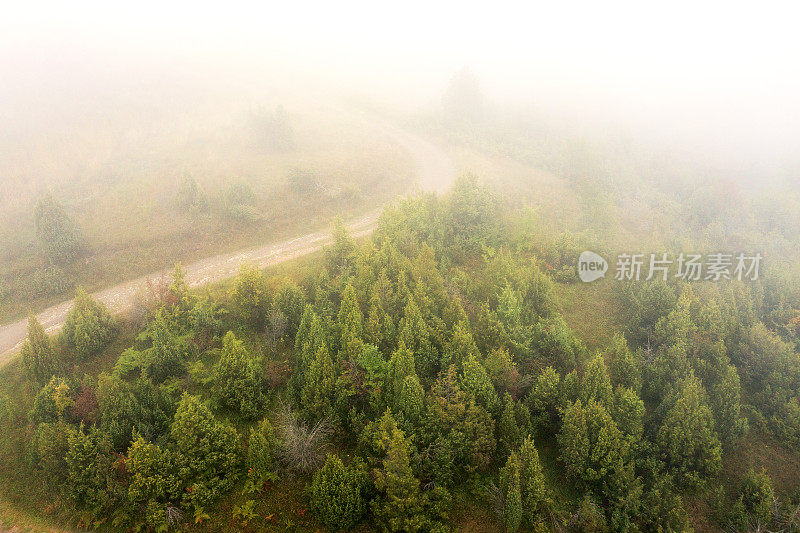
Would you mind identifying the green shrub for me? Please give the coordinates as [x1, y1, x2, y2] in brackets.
[247, 417, 279, 487]
[34, 193, 86, 265]
[309, 454, 369, 531]
[61, 288, 116, 360]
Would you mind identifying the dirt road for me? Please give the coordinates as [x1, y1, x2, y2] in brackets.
[0, 120, 454, 367]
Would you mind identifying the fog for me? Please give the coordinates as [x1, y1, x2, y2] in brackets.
[2, 0, 799, 183]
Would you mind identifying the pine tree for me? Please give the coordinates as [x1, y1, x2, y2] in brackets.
[396, 374, 425, 424]
[61, 288, 116, 360]
[371, 420, 427, 532]
[21, 314, 57, 384]
[213, 331, 264, 419]
[461, 353, 499, 412]
[444, 320, 480, 370]
[365, 290, 395, 351]
[301, 345, 337, 420]
[518, 435, 548, 522]
[310, 454, 368, 531]
[387, 344, 416, 409]
[580, 354, 613, 408]
[604, 333, 641, 392]
[247, 417, 278, 486]
[338, 284, 364, 362]
[558, 399, 628, 489]
[501, 452, 523, 532]
[398, 299, 437, 379]
[170, 393, 242, 509]
[34, 193, 86, 265]
[656, 373, 722, 488]
[229, 263, 269, 327]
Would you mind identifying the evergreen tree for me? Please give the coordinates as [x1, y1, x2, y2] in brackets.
[61, 288, 116, 360]
[170, 394, 243, 510]
[398, 299, 437, 379]
[656, 374, 722, 488]
[579, 354, 613, 407]
[310, 454, 369, 531]
[396, 374, 425, 424]
[371, 419, 427, 532]
[34, 193, 86, 265]
[229, 263, 269, 327]
[301, 345, 337, 420]
[558, 399, 628, 491]
[247, 417, 279, 487]
[386, 344, 416, 410]
[604, 333, 641, 393]
[365, 290, 395, 351]
[444, 320, 480, 370]
[338, 284, 364, 362]
[527, 366, 561, 432]
[518, 435, 548, 522]
[461, 353, 499, 413]
[21, 314, 57, 384]
[213, 331, 265, 419]
[500, 452, 523, 532]
[65, 426, 117, 516]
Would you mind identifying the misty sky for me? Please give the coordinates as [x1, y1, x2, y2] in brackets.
[2, 1, 799, 169]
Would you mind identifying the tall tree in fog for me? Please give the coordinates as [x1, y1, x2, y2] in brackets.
[34, 193, 86, 265]
[441, 67, 485, 124]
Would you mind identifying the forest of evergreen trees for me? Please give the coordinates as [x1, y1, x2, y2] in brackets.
[3, 175, 800, 531]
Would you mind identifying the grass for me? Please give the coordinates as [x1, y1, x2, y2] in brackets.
[555, 279, 624, 352]
[0, 104, 414, 324]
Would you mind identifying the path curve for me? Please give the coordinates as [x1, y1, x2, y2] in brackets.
[0, 119, 454, 367]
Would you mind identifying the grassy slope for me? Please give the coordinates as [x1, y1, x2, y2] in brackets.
[0, 104, 413, 323]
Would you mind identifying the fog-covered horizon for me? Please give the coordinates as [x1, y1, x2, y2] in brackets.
[3, 1, 799, 181]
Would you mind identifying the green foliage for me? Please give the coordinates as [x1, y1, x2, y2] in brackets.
[443, 174, 500, 259]
[301, 344, 337, 420]
[21, 314, 57, 384]
[127, 436, 181, 529]
[656, 374, 722, 488]
[460, 353, 499, 412]
[175, 174, 208, 212]
[34, 193, 86, 265]
[29, 376, 72, 425]
[273, 279, 306, 337]
[29, 420, 76, 481]
[398, 298, 438, 379]
[518, 435, 548, 523]
[96, 373, 175, 452]
[213, 331, 265, 419]
[604, 333, 641, 393]
[170, 393, 243, 510]
[622, 280, 677, 346]
[115, 310, 189, 383]
[247, 417, 279, 488]
[579, 354, 613, 407]
[423, 367, 496, 477]
[371, 414, 438, 532]
[309, 454, 369, 531]
[338, 283, 364, 361]
[557, 399, 628, 491]
[229, 263, 269, 327]
[529, 317, 584, 372]
[527, 366, 561, 432]
[65, 426, 119, 516]
[61, 288, 116, 360]
[325, 217, 356, 276]
[739, 469, 775, 525]
[500, 452, 523, 532]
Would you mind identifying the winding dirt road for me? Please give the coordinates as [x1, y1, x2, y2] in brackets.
[0, 120, 454, 367]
